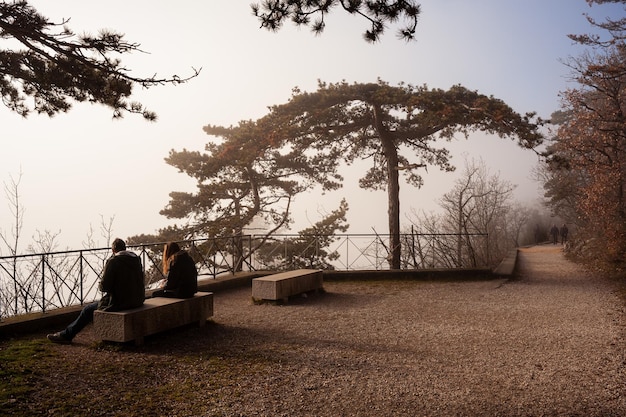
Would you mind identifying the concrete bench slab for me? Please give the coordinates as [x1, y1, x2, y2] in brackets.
[93, 291, 213, 345]
[252, 269, 323, 302]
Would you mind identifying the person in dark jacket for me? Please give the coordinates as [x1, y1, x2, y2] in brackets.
[153, 242, 198, 298]
[47, 238, 145, 344]
[550, 224, 559, 245]
[560, 224, 569, 244]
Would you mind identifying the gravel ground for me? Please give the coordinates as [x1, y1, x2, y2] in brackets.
[9, 245, 626, 416]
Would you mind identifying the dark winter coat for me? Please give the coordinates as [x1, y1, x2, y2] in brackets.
[98, 250, 145, 311]
[550, 226, 559, 237]
[160, 250, 198, 298]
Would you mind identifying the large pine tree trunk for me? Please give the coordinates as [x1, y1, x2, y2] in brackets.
[386, 151, 401, 269]
[374, 105, 401, 269]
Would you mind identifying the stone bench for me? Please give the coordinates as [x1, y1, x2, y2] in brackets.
[93, 291, 213, 345]
[252, 269, 323, 303]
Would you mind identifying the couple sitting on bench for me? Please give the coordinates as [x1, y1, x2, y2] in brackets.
[47, 240, 197, 344]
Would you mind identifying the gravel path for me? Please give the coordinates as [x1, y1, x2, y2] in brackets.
[13, 244, 626, 416]
[203, 245, 626, 416]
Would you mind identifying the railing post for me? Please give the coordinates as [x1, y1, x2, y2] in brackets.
[375, 237, 379, 270]
[430, 235, 435, 268]
[212, 249, 217, 277]
[316, 235, 320, 264]
[79, 251, 84, 305]
[41, 254, 46, 313]
[141, 246, 147, 276]
[345, 236, 349, 271]
[284, 239, 287, 270]
[230, 236, 234, 273]
[12, 258, 18, 315]
[247, 234, 252, 272]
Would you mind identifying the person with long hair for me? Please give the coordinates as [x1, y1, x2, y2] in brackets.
[153, 242, 198, 298]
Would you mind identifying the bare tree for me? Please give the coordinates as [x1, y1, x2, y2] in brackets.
[506, 203, 532, 247]
[408, 158, 520, 269]
[0, 170, 25, 317]
[0, 170, 24, 256]
[0, 172, 117, 317]
[439, 159, 493, 267]
[447, 159, 516, 268]
[402, 212, 458, 268]
[82, 214, 116, 250]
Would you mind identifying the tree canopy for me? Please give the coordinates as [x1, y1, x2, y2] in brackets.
[545, 45, 626, 260]
[254, 199, 349, 270]
[568, 0, 626, 47]
[259, 81, 543, 268]
[168, 80, 543, 269]
[252, 0, 421, 42]
[163, 117, 342, 239]
[0, 1, 199, 119]
[542, 0, 626, 265]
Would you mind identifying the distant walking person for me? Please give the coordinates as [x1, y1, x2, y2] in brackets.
[47, 238, 145, 344]
[152, 242, 198, 298]
[560, 224, 569, 244]
[550, 224, 560, 245]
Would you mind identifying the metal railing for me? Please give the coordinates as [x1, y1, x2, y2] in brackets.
[0, 233, 488, 319]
